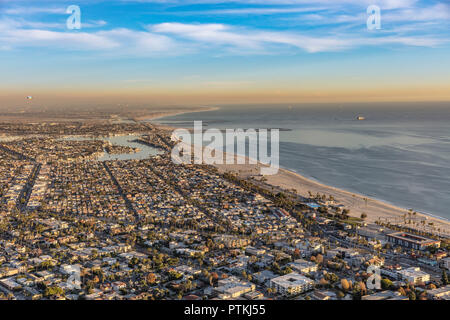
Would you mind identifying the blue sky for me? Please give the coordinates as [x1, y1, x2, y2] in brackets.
[0, 0, 449, 104]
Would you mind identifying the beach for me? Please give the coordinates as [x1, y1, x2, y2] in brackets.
[146, 108, 450, 237]
[213, 161, 450, 236]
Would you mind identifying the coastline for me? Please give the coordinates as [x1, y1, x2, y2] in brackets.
[135, 106, 220, 122]
[146, 107, 450, 236]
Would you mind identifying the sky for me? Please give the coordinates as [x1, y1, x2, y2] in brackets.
[0, 0, 449, 106]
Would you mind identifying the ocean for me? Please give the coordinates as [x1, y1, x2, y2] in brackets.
[155, 102, 450, 221]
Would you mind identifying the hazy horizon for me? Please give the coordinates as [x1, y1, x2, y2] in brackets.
[1, 0, 450, 105]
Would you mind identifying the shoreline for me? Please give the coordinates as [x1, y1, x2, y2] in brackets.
[285, 166, 450, 223]
[147, 107, 450, 236]
[135, 106, 220, 122]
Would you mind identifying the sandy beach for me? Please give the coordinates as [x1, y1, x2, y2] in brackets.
[213, 161, 450, 236]
[146, 108, 450, 237]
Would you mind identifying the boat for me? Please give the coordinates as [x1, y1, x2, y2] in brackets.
[356, 116, 365, 121]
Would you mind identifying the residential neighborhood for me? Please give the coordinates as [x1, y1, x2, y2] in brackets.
[0, 121, 449, 301]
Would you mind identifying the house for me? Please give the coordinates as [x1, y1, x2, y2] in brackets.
[252, 270, 277, 285]
[112, 281, 127, 292]
[311, 290, 336, 300]
[244, 291, 264, 300]
[362, 291, 408, 300]
[289, 259, 318, 274]
[0, 277, 21, 291]
[245, 246, 266, 256]
[380, 266, 402, 280]
[214, 276, 255, 299]
[427, 285, 450, 300]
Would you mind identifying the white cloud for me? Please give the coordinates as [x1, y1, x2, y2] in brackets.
[0, 19, 176, 53]
[361, 35, 443, 47]
[0, 17, 444, 55]
[383, 3, 450, 22]
[2, 6, 67, 15]
[120, 0, 418, 10]
[150, 22, 444, 53]
[0, 0, 447, 56]
[184, 6, 327, 15]
[2, 28, 119, 50]
[151, 22, 351, 53]
[82, 20, 109, 28]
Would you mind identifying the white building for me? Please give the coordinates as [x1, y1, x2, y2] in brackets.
[245, 246, 266, 256]
[289, 259, 318, 274]
[214, 276, 255, 299]
[397, 267, 430, 284]
[269, 272, 314, 296]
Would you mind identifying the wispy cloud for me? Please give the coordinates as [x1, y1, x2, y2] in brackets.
[0, 0, 448, 55]
[1, 28, 119, 50]
[119, 0, 418, 10]
[0, 17, 109, 30]
[0, 18, 445, 55]
[150, 22, 445, 53]
[1, 6, 67, 15]
[181, 6, 328, 15]
[150, 22, 355, 53]
[383, 3, 450, 22]
[0, 19, 175, 53]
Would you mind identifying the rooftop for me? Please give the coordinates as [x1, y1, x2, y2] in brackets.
[270, 272, 314, 288]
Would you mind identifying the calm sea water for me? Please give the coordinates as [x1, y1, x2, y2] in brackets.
[62, 135, 162, 161]
[156, 102, 450, 221]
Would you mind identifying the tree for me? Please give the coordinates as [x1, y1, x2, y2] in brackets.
[381, 278, 393, 290]
[282, 267, 293, 275]
[319, 278, 329, 288]
[352, 284, 362, 300]
[210, 272, 219, 286]
[442, 270, 449, 285]
[341, 279, 350, 292]
[315, 254, 324, 265]
[428, 283, 437, 290]
[44, 286, 64, 298]
[147, 273, 157, 284]
[361, 213, 367, 220]
[358, 281, 366, 295]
